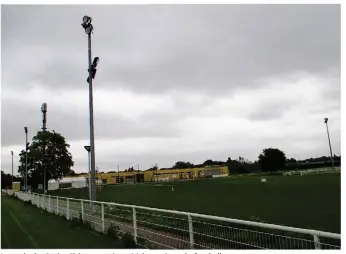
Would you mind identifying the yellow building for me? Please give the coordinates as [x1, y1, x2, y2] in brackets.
[70, 166, 228, 185]
[143, 166, 229, 182]
[12, 182, 21, 192]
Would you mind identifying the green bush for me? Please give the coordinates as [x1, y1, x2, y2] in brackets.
[68, 213, 93, 230]
[106, 224, 121, 240]
[23, 200, 32, 206]
[120, 233, 137, 248]
[69, 216, 82, 228]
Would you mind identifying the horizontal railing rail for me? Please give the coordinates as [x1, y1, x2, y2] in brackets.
[8, 190, 341, 250]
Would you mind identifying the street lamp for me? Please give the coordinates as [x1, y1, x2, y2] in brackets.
[84, 145, 91, 200]
[11, 151, 14, 189]
[41, 103, 48, 194]
[81, 15, 99, 201]
[24, 127, 28, 192]
[324, 118, 334, 168]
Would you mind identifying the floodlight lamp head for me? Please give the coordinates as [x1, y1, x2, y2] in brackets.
[82, 16, 92, 25]
[324, 118, 328, 123]
[84, 145, 91, 152]
[24, 127, 28, 133]
[81, 16, 93, 34]
[85, 25, 93, 34]
[92, 57, 100, 66]
[41, 102, 47, 112]
[11, 151, 13, 155]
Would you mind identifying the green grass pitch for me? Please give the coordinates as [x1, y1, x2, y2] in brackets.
[1, 195, 121, 249]
[50, 172, 341, 233]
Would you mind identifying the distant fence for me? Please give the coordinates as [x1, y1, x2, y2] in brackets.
[283, 167, 340, 176]
[5, 190, 341, 250]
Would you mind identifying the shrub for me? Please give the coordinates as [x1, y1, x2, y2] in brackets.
[68, 213, 93, 230]
[23, 200, 32, 206]
[120, 233, 137, 249]
[69, 216, 82, 228]
[106, 224, 121, 240]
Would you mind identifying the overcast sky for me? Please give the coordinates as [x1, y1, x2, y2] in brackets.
[1, 4, 341, 174]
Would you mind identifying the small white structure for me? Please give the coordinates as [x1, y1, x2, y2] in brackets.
[48, 177, 88, 191]
[212, 174, 228, 178]
[261, 178, 267, 183]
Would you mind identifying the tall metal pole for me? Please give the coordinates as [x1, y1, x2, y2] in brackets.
[118, 165, 120, 184]
[324, 118, 334, 168]
[41, 103, 47, 194]
[24, 127, 28, 192]
[88, 151, 91, 200]
[88, 32, 97, 201]
[11, 151, 14, 189]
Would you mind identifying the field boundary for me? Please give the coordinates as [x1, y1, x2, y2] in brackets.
[4, 190, 340, 250]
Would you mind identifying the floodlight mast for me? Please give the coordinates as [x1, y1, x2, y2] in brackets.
[324, 118, 334, 168]
[41, 103, 48, 194]
[81, 15, 98, 201]
[84, 145, 92, 200]
[11, 151, 14, 189]
[24, 127, 28, 192]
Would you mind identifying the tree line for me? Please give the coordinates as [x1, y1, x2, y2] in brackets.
[168, 148, 341, 174]
[1, 129, 341, 190]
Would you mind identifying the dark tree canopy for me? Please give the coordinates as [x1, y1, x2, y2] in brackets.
[258, 148, 287, 172]
[1, 171, 22, 189]
[18, 130, 74, 189]
[67, 169, 77, 176]
[172, 161, 194, 169]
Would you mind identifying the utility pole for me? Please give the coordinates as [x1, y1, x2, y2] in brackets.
[11, 151, 14, 189]
[84, 145, 91, 200]
[81, 16, 99, 201]
[41, 103, 48, 194]
[24, 127, 28, 192]
[324, 118, 334, 168]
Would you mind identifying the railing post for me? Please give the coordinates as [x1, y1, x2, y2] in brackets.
[132, 207, 137, 244]
[101, 203, 105, 233]
[67, 198, 70, 220]
[81, 200, 84, 221]
[313, 235, 321, 249]
[48, 195, 51, 212]
[56, 197, 59, 215]
[188, 214, 194, 249]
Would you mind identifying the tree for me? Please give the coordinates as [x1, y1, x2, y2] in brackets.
[173, 161, 194, 169]
[1, 170, 23, 189]
[226, 156, 258, 174]
[18, 130, 74, 190]
[287, 158, 297, 163]
[67, 169, 76, 176]
[258, 148, 287, 172]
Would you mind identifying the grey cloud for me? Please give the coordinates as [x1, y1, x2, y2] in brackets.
[1, 5, 340, 95]
[1, 99, 181, 147]
[248, 101, 293, 121]
[1, 5, 341, 173]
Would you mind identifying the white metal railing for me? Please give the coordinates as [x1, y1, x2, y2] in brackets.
[12, 191, 341, 249]
[2, 189, 14, 195]
[283, 167, 340, 176]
